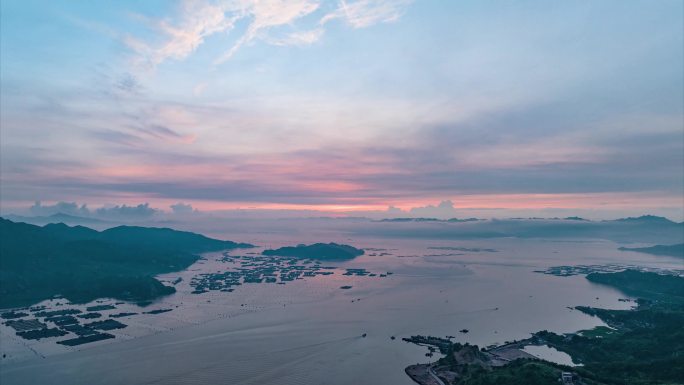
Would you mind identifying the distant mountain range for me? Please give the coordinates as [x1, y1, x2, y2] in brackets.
[4, 212, 109, 226]
[360, 215, 684, 244]
[610, 215, 681, 225]
[377, 215, 680, 225]
[0, 218, 252, 308]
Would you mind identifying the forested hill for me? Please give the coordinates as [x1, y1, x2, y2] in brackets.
[0, 218, 252, 308]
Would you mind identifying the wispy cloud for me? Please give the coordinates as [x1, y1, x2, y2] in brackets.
[136, 123, 197, 144]
[321, 0, 412, 28]
[125, 0, 241, 68]
[213, 0, 322, 63]
[126, 0, 413, 67]
[263, 28, 325, 47]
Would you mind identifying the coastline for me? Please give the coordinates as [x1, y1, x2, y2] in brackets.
[402, 270, 684, 385]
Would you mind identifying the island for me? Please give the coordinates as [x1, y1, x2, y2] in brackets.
[262, 242, 364, 260]
[0, 218, 252, 308]
[618, 243, 684, 258]
[404, 269, 684, 385]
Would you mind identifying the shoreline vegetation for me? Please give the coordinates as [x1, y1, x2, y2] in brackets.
[404, 270, 684, 385]
[0, 218, 253, 309]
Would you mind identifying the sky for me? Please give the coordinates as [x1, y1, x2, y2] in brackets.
[1, 0, 683, 220]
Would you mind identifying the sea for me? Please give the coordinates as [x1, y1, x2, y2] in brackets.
[1, 218, 682, 385]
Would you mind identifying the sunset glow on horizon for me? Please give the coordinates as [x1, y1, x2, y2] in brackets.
[1, 0, 683, 219]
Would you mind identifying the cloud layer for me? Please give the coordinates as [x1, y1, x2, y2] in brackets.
[1, 0, 682, 220]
